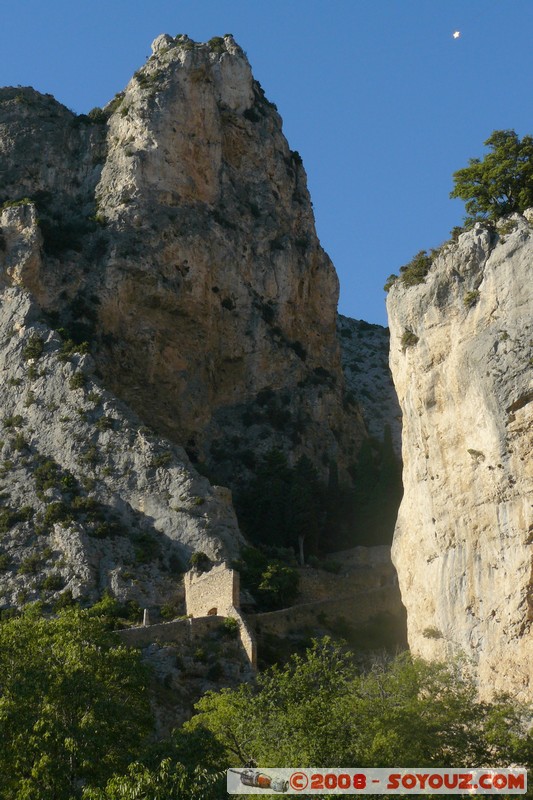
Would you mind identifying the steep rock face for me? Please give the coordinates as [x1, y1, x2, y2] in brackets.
[0, 277, 242, 613]
[387, 215, 532, 700]
[338, 315, 401, 454]
[0, 35, 364, 495]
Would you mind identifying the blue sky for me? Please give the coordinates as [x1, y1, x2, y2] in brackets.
[1, 1, 533, 325]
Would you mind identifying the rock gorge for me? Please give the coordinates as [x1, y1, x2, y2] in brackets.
[387, 216, 532, 701]
[0, 32, 530, 702]
[0, 35, 377, 611]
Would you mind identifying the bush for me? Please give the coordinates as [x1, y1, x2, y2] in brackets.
[3, 414, 24, 428]
[0, 507, 24, 533]
[11, 432, 27, 451]
[160, 603, 179, 621]
[150, 451, 172, 468]
[41, 501, 73, 528]
[18, 505, 34, 522]
[1, 197, 33, 210]
[401, 330, 419, 351]
[41, 573, 64, 591]
[22, 334, 44, 361]
[208, 36, 226, 53]
[95, 415, 113, 431]
[79, 445, 99, 467]
[222, 616, 240, 639]
[69, 372, 86, 390]
[106, 92, 125, 115]
[87, 107, 108, 124]
[383, 273, 398, 292]
[190, 551, 211, 572]
[18, 553, 41, 574]
[53, 589, 76, 611]
[398, 250, 433, 286]
[34, 459, 61, 492]
[90, 520, 125, 539]
[257, 562, 299, 610]
[464, 290, 480, 308]
[58, 335, 89, 362]
[0, 553, 11, 570]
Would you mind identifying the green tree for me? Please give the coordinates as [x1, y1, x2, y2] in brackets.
[0, 606, 152, 799]
[288, 455, 321, 563]
[82, 760, 223, 800]
[450, 129, 533, 221]
[232, 546, 299, 612]
[257, 561, 299, 610]
[239, 449, 292, 546]
[186, 639, 532, 776]
[187, 638, 356, 766]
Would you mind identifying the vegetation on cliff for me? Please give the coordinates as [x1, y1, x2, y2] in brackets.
[237, 431, 401, 563]
[450, 129, 533, 223]
[385, 129, 533, 293]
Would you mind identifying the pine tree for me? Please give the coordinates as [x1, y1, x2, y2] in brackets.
[450, 129, 533, 222]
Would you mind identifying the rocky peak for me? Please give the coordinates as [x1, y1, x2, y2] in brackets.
[0, 87, 104, 218]
[0, 34, 366, 596]
[0, 36, 367, 569]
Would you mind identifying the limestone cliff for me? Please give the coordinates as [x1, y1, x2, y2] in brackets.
[387, 214, 532, 700]
[0, 34, 374, 614]
[337, 315, 401, 454]
[0, 278, 243, 612]
[0, 34, 365, 500]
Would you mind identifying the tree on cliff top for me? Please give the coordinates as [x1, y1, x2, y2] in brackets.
[450, 129, 533, 222]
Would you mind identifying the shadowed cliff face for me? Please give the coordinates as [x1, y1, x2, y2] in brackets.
[387, 214, 533, 701]
[0, 282, 243, 612]
[0, 34, 365, 497]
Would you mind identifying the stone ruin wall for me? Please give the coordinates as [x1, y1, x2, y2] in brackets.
[118, 615, 223, 649]
[185, 563, 257, 667]
[184, 563, 239, 617]
[120, 551, 404, 669]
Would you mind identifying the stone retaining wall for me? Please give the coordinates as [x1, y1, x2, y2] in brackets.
[248, 585, 402, 638]
[117, 615, 224, 648]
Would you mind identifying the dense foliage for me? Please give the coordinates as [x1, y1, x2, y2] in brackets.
[232, 545, 300, 611]
[82, 761, 223, 800]
[238, 432, 402, 559]
[238, 450, 322, 558]
[450, 129, 533, 222]
[0, 606, 151, 799]
[189, 639, 532, 800]
[0, 607, 531, 799]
